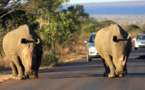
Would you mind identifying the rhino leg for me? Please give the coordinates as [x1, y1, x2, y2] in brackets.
[33, 54, 42, 78]
[104, 54, 115, 78]
[102, 58, 110, 77]
[117, 63, 127, 77]
[24, 65, 31, 79]
[30, 71, 38, 78]
[10, 61, 18, 79]
[11, 55, 25, 80]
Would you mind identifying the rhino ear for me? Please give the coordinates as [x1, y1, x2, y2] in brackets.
[113, 36, 118, 42]
[21, 38, 27, 44]
[34, 38, 40, 44]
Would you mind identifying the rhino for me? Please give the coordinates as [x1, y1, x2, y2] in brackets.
[95, 24, 132, 78]
[3, 24, 43, 80]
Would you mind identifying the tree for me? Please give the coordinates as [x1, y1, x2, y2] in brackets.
[0, 0, 69, 53]
[0, 0, 68, 29]
[41, 5, 82, 49]
[63, 5, 89, 19]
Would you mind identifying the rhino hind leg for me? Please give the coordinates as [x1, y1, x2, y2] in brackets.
[10, 61, 18, 79]
[11, 55, 25, 80]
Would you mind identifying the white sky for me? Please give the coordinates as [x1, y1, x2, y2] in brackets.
[68, 0, 141, 4]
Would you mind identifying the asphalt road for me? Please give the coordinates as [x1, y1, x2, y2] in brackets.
[0, 48, 145, 90]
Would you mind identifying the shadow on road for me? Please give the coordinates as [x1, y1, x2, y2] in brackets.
[39, 60, 104, 73]
[127, 73, 145, 76]
[39, 72, 145, 79]
[39, 65, 104, 73]
[126, 73, 145, 78]
[38, 73, 104, 80]
[38, 72, 145, 80]
[137, 55, 145, 59]
[39, 60, 105, 79]
[127, 59, 145, 63]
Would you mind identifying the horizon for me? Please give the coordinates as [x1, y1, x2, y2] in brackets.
[67, 0, 140, 4]
[63, 1, 145, 15]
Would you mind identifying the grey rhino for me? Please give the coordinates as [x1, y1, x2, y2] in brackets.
[3, 24, 43, 80]
[95, 24, 132, 78]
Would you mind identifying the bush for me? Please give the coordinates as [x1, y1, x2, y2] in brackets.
[82, 23, 97, 33]
[41, 50, 59, 66]
[122, 24, 140, 32]
[99, 20, 116, 27]
[122, 24, 142, 38]
[81, 19, 116, 33]
[141, 24, 145, 33]
[0, 55, 11, 74]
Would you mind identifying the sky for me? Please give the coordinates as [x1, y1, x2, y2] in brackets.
[68, 0, 140, 4]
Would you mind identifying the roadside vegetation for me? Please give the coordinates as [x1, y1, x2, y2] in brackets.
[0, 0, 145, 74]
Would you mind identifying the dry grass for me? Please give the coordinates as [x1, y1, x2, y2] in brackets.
[129, 30, 143, 38]
[0, 55, 11, 72]
[41, 38, 87, 66]
[0, 55, 12, 83]
[55, 36, 87, 62]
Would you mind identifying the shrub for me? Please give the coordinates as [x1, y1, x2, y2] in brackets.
[122, 24, 142, 38]
[41, 50, 59, 66]
[122, 24, 140, 32]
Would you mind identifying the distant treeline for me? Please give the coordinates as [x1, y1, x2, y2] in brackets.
[63, 1, 145, 15]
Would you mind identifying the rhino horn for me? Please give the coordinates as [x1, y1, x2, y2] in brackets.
[127, 33, 131, 39]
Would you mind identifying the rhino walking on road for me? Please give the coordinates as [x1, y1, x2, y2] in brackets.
[3, 24, 43, 80]
[95, 24, 132, 78]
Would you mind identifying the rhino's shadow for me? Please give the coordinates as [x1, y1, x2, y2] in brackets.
[136, 55, 145, 59]
[39, 60, 105, 79]
[39, 74, 103, 79]
[125, 73, 145, 77]
[39, 60, 104, 73]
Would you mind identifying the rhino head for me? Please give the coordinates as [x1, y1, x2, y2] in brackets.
[21, 38, 41, 78]
[112, 34, 131, 77]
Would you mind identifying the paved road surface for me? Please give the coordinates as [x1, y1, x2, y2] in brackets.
[0, 48, 145, 90]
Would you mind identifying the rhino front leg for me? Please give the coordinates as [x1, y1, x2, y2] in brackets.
[104, 54, 115, 78]
[31, 54, 42, 78]
[102, 58, 110, 77]
[10, 61, 18, 79]
[11, 55, 25, 80]
[35, 54, 42, 78]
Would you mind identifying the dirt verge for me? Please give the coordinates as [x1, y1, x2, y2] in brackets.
[0, 75, 12, 83]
